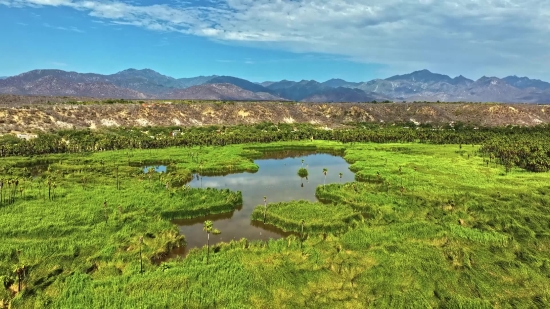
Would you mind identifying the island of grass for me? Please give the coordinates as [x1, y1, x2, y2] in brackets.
[251, 200, 362, 235]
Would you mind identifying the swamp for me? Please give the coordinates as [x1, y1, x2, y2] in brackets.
[0, 123, 550, 308]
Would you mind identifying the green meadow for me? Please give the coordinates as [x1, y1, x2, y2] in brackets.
[1, 140, 549, 308]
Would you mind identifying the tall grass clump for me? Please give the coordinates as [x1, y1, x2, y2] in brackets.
[251, 200, 362, 234]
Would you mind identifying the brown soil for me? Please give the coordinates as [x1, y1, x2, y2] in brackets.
[0, 95, 549, 133]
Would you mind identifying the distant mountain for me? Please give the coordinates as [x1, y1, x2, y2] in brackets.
[321, 79, 362, 88]
[164, 83, 284, 101]
[462, 76, 526, 102]
[0, 76, 8, 80]
[301, 87, 379, 103]
[351, 70, 550, 103]
[106, 69, 179, 95]
[502, 76, 550, 90]
[1, 68, 550, 103]
[206, 76, 273, 94]
[267, 80, 329, 101]
[386, 69, 455, 84]
[107, 69, 216, 94]
[0, 74, 147, 98]
[175, 76, 217, 88]
[266, 80, 299, 90]
[110, 68, 175, 86]
[452, 75, 474, 86]
[259, 81, 275, 87]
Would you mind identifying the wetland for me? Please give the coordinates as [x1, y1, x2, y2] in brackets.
[1, 124, 550, 308]
[171, 151, 355, 255]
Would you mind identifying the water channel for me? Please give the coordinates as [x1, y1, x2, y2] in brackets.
[167, 150, 355, 257]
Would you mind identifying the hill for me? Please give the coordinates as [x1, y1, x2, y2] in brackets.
[1, 96, 550, 133]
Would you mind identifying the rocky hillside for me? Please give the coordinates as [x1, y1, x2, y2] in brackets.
[1, 95, 549, 134]
[164, 84, 284, 101]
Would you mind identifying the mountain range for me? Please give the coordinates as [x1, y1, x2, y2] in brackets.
[1, 69, 550, 103]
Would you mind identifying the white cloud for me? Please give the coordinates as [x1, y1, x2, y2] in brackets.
[43, 22, 85, 33]
[3, 0, 550, 79]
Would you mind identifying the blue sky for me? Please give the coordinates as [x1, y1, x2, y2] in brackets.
[1, 0, 549, 82]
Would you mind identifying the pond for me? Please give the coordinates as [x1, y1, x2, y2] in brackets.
[168, 150, 355, 258]
[143, 165, 167, 173]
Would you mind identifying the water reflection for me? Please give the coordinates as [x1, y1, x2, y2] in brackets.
[143, 165, 167, 173]
[169, 152, 354, 258]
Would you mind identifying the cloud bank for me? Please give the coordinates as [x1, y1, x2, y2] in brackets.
[3, 0, 550, 79]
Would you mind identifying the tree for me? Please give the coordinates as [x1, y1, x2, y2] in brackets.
[300, 219, 305, 250]
[297, 168, 308, 187]
[139, 236, 144, 274]
[147, 167, 155, 182]
[301, 159, 304, 167]
[263, 196, 267, 223]
[203, 220, 220, 264]
[323, 168, 328, 187]
[14, 265, 25, 292]
[103, 199, 109, 223]
[339, 172, 343, 182]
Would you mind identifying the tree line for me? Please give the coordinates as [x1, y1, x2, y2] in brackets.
[2, 122, 550, 172]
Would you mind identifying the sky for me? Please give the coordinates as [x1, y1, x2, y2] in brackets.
[1, 0, 549, 83]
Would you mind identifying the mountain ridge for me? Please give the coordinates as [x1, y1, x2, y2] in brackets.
[1, 68, 549, 103]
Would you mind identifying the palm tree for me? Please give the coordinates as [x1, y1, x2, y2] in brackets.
[104, 199, 108, 223]
[203, 220, 221, 264]
[301, 159, 304, 167]
[48, 177, 52, 200]
[263, 196, 267, 223]
[0, 179, 3, 205]
[139, 236, 144, 274]
[413, 166, 418, 191]
[147, 167, 155, 182]
[323, 168, 328, 187]
[52, 182, 57, 200]
[14, 264, 25, 292]
[199, 163, 203, 188]
[116, 165, 119, 190]
[339, 172, 343, 183]
[297, 168, 308, 187]
[300, 219, 305, 250]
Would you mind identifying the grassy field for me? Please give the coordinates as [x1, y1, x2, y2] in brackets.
[251, 200, 363, 235]
[1, 141, 549, 308]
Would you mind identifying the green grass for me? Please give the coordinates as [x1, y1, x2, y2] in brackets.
[1, 140, 550, 308]
[251, 200, 362, 235]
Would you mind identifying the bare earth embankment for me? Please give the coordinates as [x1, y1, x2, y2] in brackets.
[0, 95, 549, 133]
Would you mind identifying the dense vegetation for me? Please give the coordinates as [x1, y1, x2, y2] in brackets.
[1, 130, 550, 307]
[2, 122, 550, 172]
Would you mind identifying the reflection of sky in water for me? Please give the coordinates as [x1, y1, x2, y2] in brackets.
[176, 154, 355, 250]
[143, 165, 167, 173]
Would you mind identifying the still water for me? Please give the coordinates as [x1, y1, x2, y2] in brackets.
[143, 165, 167, 173]
[169, 150, 355, 257]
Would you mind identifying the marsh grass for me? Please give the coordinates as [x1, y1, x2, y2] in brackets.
[1, 141, 550, 307]
[251, 200, 362, 235]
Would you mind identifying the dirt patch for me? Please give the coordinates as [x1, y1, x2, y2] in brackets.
[238, 110, 250, 117]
